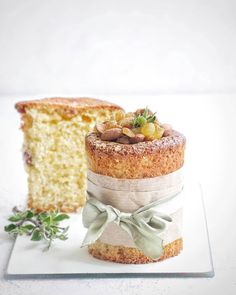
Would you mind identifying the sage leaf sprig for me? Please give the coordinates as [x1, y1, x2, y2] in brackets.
[4, 207, 70, 250]
[132, 106, 157, 128]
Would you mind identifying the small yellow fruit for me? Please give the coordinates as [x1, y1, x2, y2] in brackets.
[141, 123, 155, 137]
[153, 124, 165, 140]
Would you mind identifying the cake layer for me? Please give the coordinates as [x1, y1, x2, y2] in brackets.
[88, 239, 183, 264]
[86, 131, 186, 178]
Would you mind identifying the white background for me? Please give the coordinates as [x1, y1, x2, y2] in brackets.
[1, 0, 236, 95]
[0, 1, 236, 295]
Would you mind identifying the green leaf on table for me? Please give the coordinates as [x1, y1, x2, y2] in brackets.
[31, 229, 42, 241]
[38, 212, 47, 220]
[43, 215, 51, 224]
[53, 214, 69, 222]
[22, 224, 34, 231]
[8, 214, 22, 222]
[26, 210, 34, 219]
[5, 207, 70, 250]
[4, 224, 17, 232]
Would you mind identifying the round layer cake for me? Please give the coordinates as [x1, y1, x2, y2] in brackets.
[83, 109, 186, 264]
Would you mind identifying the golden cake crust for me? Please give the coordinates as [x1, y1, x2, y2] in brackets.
[15, 97, 122, 115]
[88, 239, 183, 264]
[85, 131, 186, 178]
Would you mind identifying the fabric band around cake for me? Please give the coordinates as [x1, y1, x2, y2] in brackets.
[81, 168, 184, 259]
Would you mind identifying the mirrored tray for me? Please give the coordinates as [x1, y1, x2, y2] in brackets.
[6, 181, 214, 279]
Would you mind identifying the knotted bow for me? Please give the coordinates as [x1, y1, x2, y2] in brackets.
[81, 194, 173, 259]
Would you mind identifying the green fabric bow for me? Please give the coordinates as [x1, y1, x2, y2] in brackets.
[81, 194, 173, 259]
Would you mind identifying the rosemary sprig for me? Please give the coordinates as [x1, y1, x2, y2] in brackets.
[132, 106, 157, 128]
[4, 207, 70, 250]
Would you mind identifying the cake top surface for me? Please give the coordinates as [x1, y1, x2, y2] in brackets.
[86, 107, 185, 178]
[15, 97, 122, 113]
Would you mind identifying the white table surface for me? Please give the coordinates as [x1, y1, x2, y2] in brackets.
[0, 95, 235, 295]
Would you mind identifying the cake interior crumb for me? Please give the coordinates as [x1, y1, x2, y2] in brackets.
[22, 107, 115, 212]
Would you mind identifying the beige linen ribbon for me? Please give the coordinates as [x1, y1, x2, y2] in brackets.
[81, 168, 184, 259]
[81, 193, 177, 259]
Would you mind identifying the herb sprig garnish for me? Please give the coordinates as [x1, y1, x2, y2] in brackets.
[4, 207, 70, 250]
[132, 106, 156, 128]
